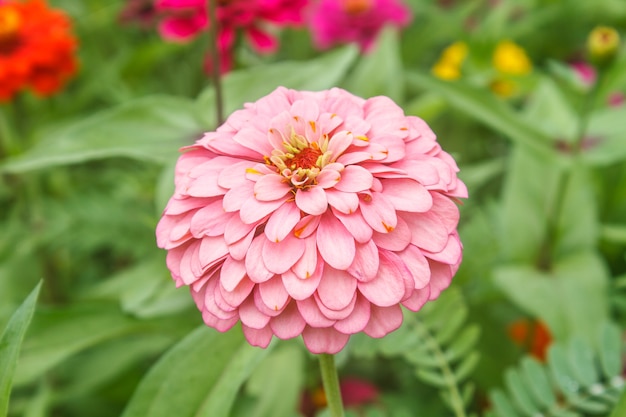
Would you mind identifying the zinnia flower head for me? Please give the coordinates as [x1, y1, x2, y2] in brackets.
[155, 0, 308, 73]
[0, 0, 78, 101]
[156, 87, 466, 354]
[309, 0, 412, 51]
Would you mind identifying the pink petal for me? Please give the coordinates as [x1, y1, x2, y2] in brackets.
[186, 173, 227, 198]
[254, 174, 292, 202]
[315, 292, 357, 320]
[291, 236, 319, 279]
[402, 211, 448, 253]
[332, 209, 373, 243]
[297, 298, 336, 327]
[347, 240, 379, 282]
[217, 161, 251, 189]
[422, 233, 462, 265]
[245, 236, 274, 283]
[232, 126, 273, 157]
[203, 278, 237, 320]
[190, 202, 234, 237]
[282, 265, 322, 300]
[223, 181, 255, 212]
[431, 192, 460, 233]
[199, 236, 229, 270]
[265, 202, 301, 243]
[372, 216, 411, 251]
[373, 135, 406, 163]
[327, 131, 354, 161]
[316, 266, 357, 311]
[242, 324, 273, 348]
[333, 295, 371, 334]
[316, 169, 341, 189]
[239, 296, 271, 329]
[427, 260, 453, 300]
[358, 250, 410, 307]
[164, 196, 213, 215]
[259, 275, 290, 312]
[325, 189, 359, 214]
[402, 287, 431, 311]
[359, 192, 398, 234]
[262, 234, 306, 274]
[219, 256, 246, 292]
[302, 326, 350, 354]
[224, 216, 256, 245]
[293, 215, 321, 239]
[227, 229, 255, 261]
[219, 276, 255, 308]
[295, 186, 328, 215]
[202, 310, 239, 333]
[316, 211, 356, 270]
[240, 195, 287, 224]
[397, 245, 431, 289]
[363, 304, 403, 338]
[270, 301, 307, 339]
[334, 165, 373, 193]
[381, 178, 433, 213]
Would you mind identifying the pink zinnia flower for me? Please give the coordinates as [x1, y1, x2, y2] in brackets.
[309, 0, 412, 51]
[156, 87, 466, 354]
[155, 0, 308, 72]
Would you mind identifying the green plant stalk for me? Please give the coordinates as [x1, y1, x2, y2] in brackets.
[537, 72, 604, 271]
[207, 0, 225, 126]
[413, 320, 468, 417]
[318, 353, 345, 417]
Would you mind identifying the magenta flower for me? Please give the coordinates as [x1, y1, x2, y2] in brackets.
[155, 0, 308, 72]
[309, 0, 412, 51]
[156, 87, 466, 354]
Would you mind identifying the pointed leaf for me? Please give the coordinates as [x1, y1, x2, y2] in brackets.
[0, 282, 42, 416]
[122, 326, 271, 417]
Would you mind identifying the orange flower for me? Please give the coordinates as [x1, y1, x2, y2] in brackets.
[0, 0, 78, 101]
[508, 319, 552, 362]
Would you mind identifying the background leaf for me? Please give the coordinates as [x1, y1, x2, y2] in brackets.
[0, 281, 41, 416]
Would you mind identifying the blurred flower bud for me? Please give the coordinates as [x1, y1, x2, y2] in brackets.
[587, 26, 620, 66]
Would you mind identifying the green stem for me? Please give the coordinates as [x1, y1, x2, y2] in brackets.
[318, 353, 345, 417]
[207, 0, 224, 126]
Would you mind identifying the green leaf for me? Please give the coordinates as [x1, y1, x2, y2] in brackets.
[609, 386, 626, 417]
[406, 72, 556, 160]
[522, 76, 579, 143]
[1, 96, 203, 173]
[491, 389, 521, 417]
[601, 223, 626, 244]
[343, 27, 404, 102]
[444, 325, 480, 362]
[567, 339, 598, 387]
[196, 46, 359, 127]
[598, 322, 623, 377]
[0, 281, 42, 416]
[454, 351, 480, 382]
[121, 326, 270, 417]
[246, 342, 305, 417]
[14, 302, 147, 386]
[547, 345, 580, 399]
[433, 303, 467, 346]
[584, 107, 626, 166]
[519, 357, 556, 409]
[416, 368, 447, 388]
[505, 368, 541, 416]
[494, 251, 609, 342]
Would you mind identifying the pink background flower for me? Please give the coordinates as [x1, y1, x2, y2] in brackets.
[308, 0, 412, 51]
[156, 87, 466, 354]
[155, 0, 308, 72]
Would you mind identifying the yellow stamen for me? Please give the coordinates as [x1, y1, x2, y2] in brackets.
[382, 222, 394, 233]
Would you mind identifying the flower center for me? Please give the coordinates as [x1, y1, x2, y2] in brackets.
[341, 0, 373, 14]
[288, 145, 322, 170]
[268, 127, 332, 189]
[0, 7, 21, 54]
